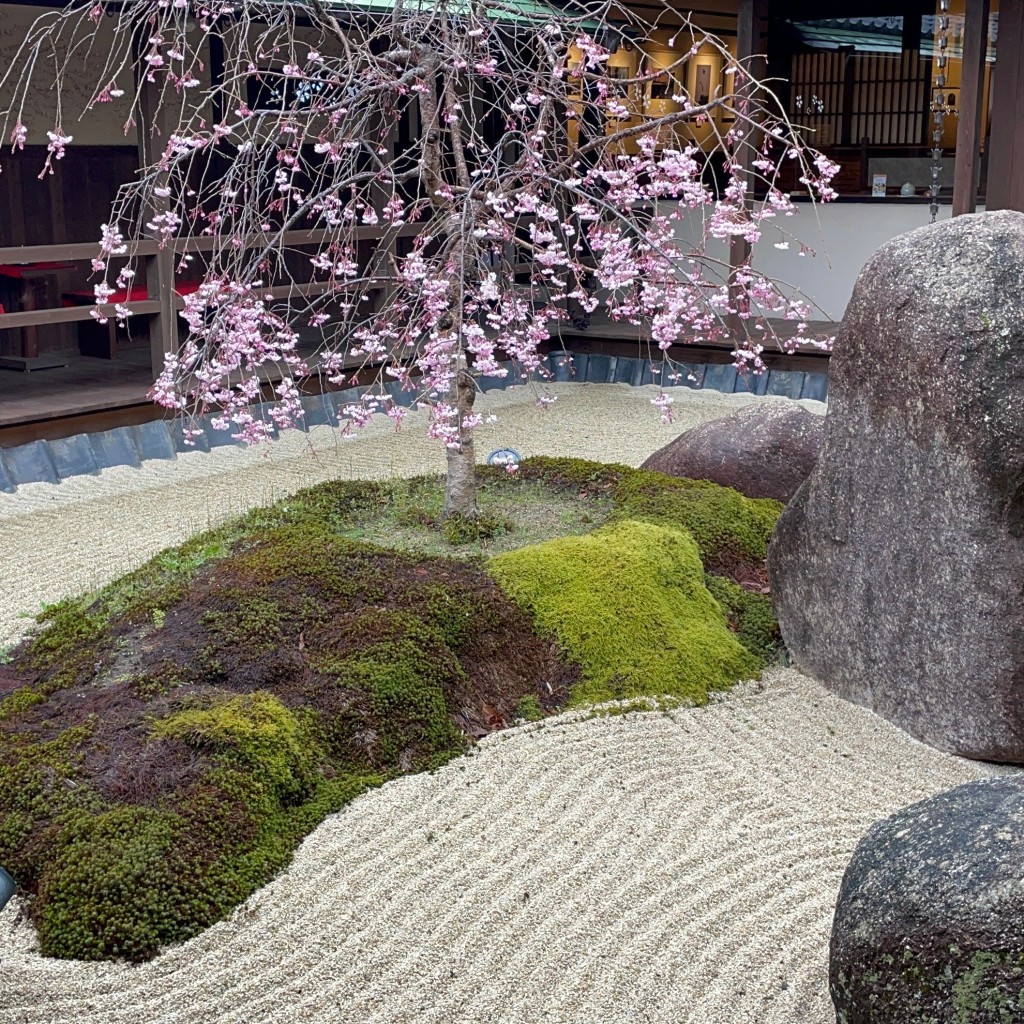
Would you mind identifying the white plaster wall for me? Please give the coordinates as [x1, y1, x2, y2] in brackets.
[673, 200, 962, 322]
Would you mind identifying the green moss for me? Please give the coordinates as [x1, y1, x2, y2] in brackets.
[0, 687, 47, 721]
[612, 470, 781, 569]
[22, 600, 107, 695]
[514, 694, 544, 722]
[37, 806, 186, 961]
[315, 611, 466, 771]
[490, 520, 760, 706]
[31, 705, 384, 961]
[504, 457, 781, 575]
[94, 534, 235, 624]
[504, 456, 627, 496]
[153, 692, 317, 803]
[0, 723, 102, 889]
[704, 575, 781, 665]
[441, 512, 511, 545]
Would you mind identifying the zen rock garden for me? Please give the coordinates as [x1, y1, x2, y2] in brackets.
[1, 212, 1023, 1023]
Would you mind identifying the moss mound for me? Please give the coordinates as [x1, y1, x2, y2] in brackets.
[0, 515, 574, 961]
[490, 520, 761, 706]
[504, 457, 781, 580]
[0, 459, 783, 962]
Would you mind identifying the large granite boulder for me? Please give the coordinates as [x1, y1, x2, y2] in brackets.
[831, 775, 1024, 1024]
[641, 403, 824, 502]
[769, 210, 1024, 762]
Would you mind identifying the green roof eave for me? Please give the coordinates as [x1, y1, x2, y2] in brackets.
[315, 0, 602, 30]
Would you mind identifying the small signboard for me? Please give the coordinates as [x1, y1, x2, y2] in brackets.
[872, 173, 888, 198]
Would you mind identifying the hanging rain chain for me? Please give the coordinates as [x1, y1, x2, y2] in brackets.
[930, 0, 952, 223]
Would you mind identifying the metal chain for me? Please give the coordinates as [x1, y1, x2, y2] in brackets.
[930, 0, 952, 223]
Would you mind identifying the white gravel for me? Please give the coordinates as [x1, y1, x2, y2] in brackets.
[2, 382, 990, 1024]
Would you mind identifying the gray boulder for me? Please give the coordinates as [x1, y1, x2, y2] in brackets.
[831, 775, 1024, 1024]
[769, 210, 1024, 762]
[641, 403, 824, 502]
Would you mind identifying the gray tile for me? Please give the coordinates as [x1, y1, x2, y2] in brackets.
[734, 371, 769, 396]
[0, 457, 14, 493]
[765, 370, 806, 399]
[131, 421, 177, 462]
[676, 363, 707, 389]
[2, 440, 60, 486]
[613, 356, 640, 385]
[638, 360, 660, 386]
[199, 414, 244, 448]
[801, 373, 829, 402]
[702, 364, 739, 394]
[89, 426, 143, 469]
[48, 434, 99, 479]
[550, 352, 575, 382]
[478, 370, 511, 392]
[243, 404, 284, 437]
[301, 393, 337, 427]
[569, 352, 588, 382]
[584, 354, 612, 383]
[171, 420, 211, 453]
[385, 381, 419, 408]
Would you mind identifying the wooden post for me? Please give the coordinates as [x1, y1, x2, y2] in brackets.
[728, 0, 768, 339]
[135, 66, 179, 377]
[952, 0, 990, 215]
[987, 0, 1024, 211]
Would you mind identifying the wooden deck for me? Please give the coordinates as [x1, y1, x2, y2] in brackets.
[0, 343, 155, 429]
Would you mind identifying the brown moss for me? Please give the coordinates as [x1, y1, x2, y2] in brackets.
[0, 520, 576, 961]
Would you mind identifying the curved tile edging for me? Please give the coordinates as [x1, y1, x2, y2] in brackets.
[0, 355, 827, 492]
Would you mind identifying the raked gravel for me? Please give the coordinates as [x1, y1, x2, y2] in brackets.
[1, 383, 996, 1024]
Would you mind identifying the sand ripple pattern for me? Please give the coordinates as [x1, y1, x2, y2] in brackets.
[0, 671, 995, 1024]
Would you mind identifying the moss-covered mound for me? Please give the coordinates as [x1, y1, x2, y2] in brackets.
[490, 520, 761, 706]
[0, 515, 574, 962]
[0, 459, 783, 964]
[497, 458, 783, 664]
[501, 457, 782, 581]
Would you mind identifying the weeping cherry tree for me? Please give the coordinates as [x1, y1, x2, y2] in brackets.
[0, 0, 838, 519]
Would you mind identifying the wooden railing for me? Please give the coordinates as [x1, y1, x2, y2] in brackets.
[0, 224, 419, 342]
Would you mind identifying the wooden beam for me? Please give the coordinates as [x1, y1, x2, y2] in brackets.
[0, 300, 162, 330]
[953, 0, 990, 215]
[987, 0, 1024, 211]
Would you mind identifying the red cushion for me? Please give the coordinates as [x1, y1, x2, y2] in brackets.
[61, 281, 203, 305]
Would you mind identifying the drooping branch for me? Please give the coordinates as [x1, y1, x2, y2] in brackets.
[0, 0, 839, 453]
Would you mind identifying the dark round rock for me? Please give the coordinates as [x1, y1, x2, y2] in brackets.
[831, 775, 1024, 1024]
[641, 402, 825, 502]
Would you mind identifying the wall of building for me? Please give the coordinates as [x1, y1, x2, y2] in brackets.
[0, 3, 137, 145]
[674, 199, 956, 322]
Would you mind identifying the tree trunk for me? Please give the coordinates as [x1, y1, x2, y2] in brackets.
[442, 362, 479, 520]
